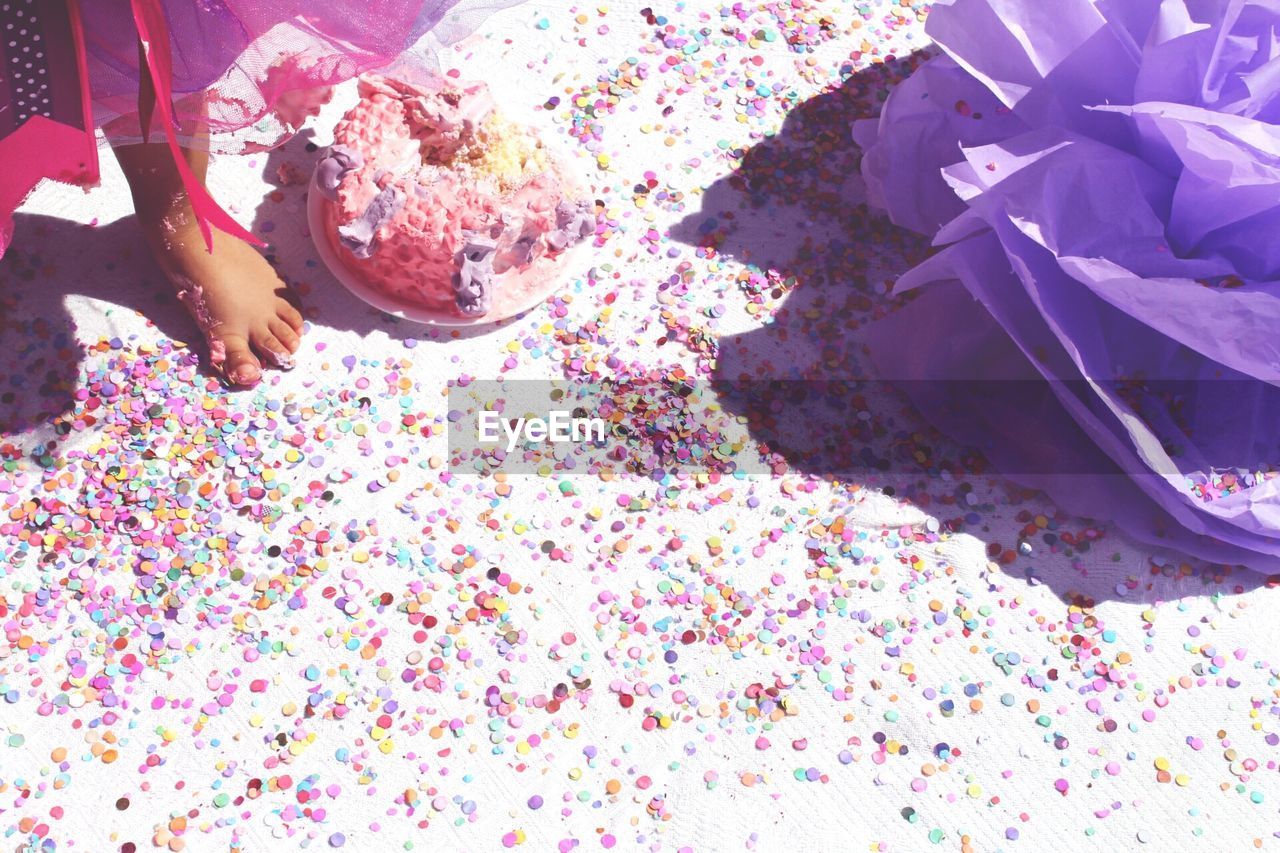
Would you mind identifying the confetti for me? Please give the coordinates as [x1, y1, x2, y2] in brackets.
[0, 2, 1275, 851]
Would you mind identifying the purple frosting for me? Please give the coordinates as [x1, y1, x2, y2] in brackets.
[505, 232, 538, 267]
[452, 232, 498, 315]
[315, 146, 362, 201]
[337, 185, 403, 259]
[546, 200, 596, 253]
[497, 215, 539, 268]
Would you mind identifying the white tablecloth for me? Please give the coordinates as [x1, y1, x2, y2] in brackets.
[2, 2, 1276, 850]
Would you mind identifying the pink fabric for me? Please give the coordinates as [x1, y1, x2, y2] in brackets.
[0, 116, 98, 253]
[0, 0, 98, 258]
[82, 1, 516, 153]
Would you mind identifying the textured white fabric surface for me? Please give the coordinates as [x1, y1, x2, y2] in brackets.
[3, 3, 1277, 851]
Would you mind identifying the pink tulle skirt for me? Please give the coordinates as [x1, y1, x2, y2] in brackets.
[0, 0, 519, 255]
[84, 0, 515, 151]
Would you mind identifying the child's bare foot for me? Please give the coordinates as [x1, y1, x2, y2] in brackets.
[142, 207, 303, 386]
[114, 137, 303, 386]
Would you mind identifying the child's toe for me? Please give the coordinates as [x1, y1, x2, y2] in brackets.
[219, 333, 262, 386]
[252, 327, 295, 369]
[269, 318, 301, 353]
[277, 300, 304, 331]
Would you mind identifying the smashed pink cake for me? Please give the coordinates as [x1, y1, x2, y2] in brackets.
[315, 75, 595, 319]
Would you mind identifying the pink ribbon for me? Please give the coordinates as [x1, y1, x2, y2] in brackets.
[129, 0, 264, 252]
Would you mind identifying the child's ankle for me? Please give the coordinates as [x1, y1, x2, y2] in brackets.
[136, 194, 201, 247]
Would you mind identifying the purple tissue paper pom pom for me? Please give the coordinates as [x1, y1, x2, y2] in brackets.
[857, 0, 1280, 570]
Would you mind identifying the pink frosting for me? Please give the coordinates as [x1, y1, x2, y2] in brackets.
[319, 75, 591, 319]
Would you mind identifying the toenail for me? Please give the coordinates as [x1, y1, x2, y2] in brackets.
[268, 351, 297, 370]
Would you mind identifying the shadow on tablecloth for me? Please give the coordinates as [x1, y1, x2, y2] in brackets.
[669, 51, 1267, 604]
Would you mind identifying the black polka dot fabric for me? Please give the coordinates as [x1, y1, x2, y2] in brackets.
[1, 0, 87, 138]
[3, 0, 52, 125]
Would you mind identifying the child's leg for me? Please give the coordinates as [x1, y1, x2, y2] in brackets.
[113, 124, 303, 386]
